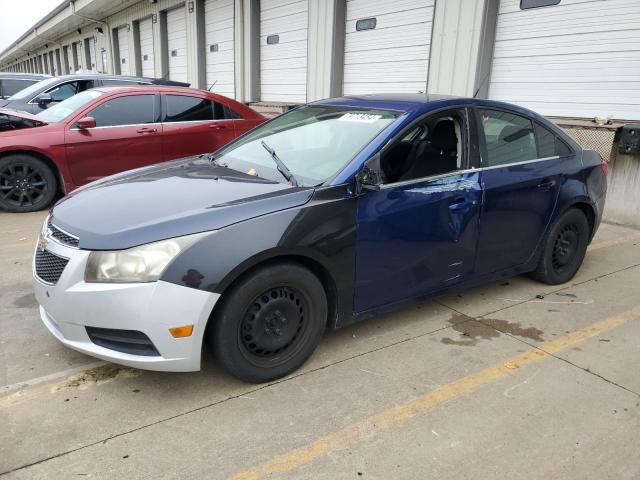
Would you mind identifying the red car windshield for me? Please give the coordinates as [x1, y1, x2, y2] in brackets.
[36, 90, 103, 123]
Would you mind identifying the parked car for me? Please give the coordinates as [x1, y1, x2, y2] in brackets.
[0, 74, 189, 113]
[33, 94, 607, 382]
[0, 72, 51, 99]
[0, 86, 265, 212]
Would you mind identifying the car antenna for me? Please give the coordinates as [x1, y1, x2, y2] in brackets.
[473, 70, 491, 98]
[208, 80, 218, 91]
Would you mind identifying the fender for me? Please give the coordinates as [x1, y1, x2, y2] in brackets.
[161, 184, 358, 326]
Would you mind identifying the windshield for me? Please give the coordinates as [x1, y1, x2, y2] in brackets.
[7, 77, 59, 100]
[215, 106, 399, 185]
[36, 90, 103, 123]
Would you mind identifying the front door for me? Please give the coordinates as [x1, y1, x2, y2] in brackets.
[354, 108, 482, 314]
[65, 93, 162, 185]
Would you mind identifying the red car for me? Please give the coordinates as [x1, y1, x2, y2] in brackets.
[0, 86, 266, 212]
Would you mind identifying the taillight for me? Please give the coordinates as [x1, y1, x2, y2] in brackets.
[601, 160, 609, 176]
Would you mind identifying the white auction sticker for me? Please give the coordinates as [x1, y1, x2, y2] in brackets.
[338, 112, 383, 123]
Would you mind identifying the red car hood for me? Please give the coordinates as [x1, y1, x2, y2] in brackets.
[0, 108, 48, 124]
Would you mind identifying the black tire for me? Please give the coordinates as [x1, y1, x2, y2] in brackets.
[0, 155, 57, 213]
[208, 262, 327, 383]
[530, 208, 590, 285]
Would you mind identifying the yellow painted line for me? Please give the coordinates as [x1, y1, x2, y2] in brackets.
[230, 304, 640, 480]
[588, 232, 640, 252]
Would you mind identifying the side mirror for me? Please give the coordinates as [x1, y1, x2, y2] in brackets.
[76, 116, 96, 129]
[35, 93, 53, 106]
[355, 157, 382, 195]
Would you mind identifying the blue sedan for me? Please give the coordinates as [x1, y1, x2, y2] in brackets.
[33, 94, 607, 382]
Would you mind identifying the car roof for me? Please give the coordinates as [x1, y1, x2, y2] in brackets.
[313, 93, 549, 119]
[92, 85, 214, 95]
[0, 72, 50, 79]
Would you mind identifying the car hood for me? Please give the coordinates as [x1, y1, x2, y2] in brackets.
[51, 156, 315, 250]
[0, 108, 47, 131]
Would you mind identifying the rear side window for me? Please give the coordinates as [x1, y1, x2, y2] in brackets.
[479, 109, 537, 166]
[87, 95, 155, 127]
[164, 95, 227, 122]
[1, 79, 37, 97]
[47, 82, 79, 102]
[535, 123, 573, 157]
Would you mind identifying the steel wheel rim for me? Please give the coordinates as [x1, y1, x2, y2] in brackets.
[0, 162, 48, 208]
[239, 286, 309, 366]
[552, 224, 579, 272]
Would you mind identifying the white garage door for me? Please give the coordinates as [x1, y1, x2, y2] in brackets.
[260, 0, 308, 103]
[204, 0, 235, 97]
[139, 17, 154, 78]
[488, 0, 640, 120]
[88, 38, 96, 70]
[343, 0, 435, 95]
[167, 7, 188, 83]
[117, 26, 131, 75]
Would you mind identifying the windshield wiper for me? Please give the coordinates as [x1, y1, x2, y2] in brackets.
[261, 140, 299, 187]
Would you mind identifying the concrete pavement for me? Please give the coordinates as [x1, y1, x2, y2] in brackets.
[1, 211, 639, 479]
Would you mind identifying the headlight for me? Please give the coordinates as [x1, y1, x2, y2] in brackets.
[84, 232, 210, 283]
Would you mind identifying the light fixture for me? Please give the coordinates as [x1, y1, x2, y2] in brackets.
[188, 1, 194, 13]
[95, 26, 104, 34]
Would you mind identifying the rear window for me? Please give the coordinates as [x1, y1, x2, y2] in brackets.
[535, 123, 573, 158]
[1, 79, 38, 97]
[163, 95, 226, 122]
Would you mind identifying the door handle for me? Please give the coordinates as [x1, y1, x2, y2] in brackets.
[448, 197, 477, 211]
[209, 124, 227, 130]
[537, 179, 556, 191]
[136, 127, 157, 134]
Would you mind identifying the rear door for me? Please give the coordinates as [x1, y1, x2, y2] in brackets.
[64, 93, 162, 185]
[474, 107, 566, 275]
[160, 93, 236, 160]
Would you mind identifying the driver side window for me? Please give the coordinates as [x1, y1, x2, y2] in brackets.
[47, 82, 79, 102]
[380, 110, 465, 184]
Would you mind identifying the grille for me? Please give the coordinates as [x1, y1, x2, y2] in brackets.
[85, 327, 160, 356]
[48, 222, 79, 247]
[35, 249, 69, 284]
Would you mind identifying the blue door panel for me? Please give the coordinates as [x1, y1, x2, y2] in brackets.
[475, 159, 562, 274]
[354, 171, 482, 313]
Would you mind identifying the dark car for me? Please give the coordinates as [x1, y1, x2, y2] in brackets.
[0, 74, 189, 113]
[0, 86, 265, 212]
[0, 72, 51, 99]
[33, 94, 607, 383]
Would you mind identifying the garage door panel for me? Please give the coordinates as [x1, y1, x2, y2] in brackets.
[345, 6, 433, 32]
[205, 0, 235, 97]
[344, 61, 430, 82]
[347, 0, 431, 18]
[345, 25, 433, 53]
[261, 0, 307, 20]
[117, 26, 131, 76]
[261, 12, 308, 35]
[343, 0, 433, 95]
[261, 43, 307, 61]
[260, 0, 308, 102]
[167, 7, 188, 83]
[489, 0, 640, 120]
[139, 17, 154, 78]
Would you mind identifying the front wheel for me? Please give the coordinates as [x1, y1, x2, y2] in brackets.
[530, 208, 590, 285]
[208, 262, 327, 383]
[0, 155, 58, 213]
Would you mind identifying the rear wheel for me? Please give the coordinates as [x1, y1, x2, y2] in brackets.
[208, 262, 327, 383]
[530, 208, 589, 285]
[0, 155, 57, 212]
